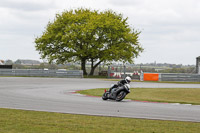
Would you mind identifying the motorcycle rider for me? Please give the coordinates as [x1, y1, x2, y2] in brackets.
[109, 76, 131, 92]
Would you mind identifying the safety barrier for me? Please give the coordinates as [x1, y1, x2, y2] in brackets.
[141, 73, 200, 82]
[0, 69, 83, 78]
[143, 73, 159, 81]
[160, 73, 200, 82]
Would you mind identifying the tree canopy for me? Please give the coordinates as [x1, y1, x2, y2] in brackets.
[35, 8, 143, 75]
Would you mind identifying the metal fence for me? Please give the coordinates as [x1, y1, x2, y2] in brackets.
[107, 65, 140, 80]
[159, 73, 200, 82]
[0, 69, 83, 78]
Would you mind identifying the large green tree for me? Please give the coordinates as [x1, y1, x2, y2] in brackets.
[35, 9, 143, 75]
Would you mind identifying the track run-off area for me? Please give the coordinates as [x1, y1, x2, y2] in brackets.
[0, 77, 200, 122]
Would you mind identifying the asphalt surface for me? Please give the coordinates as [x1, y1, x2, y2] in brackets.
[0, 77, 200, 122]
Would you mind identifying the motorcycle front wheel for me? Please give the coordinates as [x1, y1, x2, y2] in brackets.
[102, 92, 109, 100]
[115, 91, 127, 101]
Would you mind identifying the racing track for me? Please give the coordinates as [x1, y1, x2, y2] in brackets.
[0, 77, 200, 122]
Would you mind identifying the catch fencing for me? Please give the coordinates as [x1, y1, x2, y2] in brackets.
[107, 65, 140, 80]
[0, 69, 83, 78]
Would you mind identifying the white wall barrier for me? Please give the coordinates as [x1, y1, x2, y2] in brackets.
[0, 69, 83, 78]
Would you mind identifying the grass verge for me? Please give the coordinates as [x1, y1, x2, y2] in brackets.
[104, 79, 200, 84]
[78, 88, 200, 105]
[0, 108, 200, 133]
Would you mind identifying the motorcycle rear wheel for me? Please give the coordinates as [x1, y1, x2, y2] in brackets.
[115, 91, 127, 101]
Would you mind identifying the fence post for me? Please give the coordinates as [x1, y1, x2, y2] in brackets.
[123, 65, 126, 79]
[160, 73, 162, 81]
[140, 71, 143, 81]
[108, 66, 111, 78]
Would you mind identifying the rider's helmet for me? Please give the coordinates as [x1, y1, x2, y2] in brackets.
[125, 76, 131, 84]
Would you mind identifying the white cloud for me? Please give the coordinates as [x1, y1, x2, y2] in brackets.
[0, 0, 56, 11]
[0, 0, 200, 64]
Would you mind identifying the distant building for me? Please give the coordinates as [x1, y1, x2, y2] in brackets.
[196, 56, 200, 74]
[15, 59, 41, 65]
[0, 60, 12, 69]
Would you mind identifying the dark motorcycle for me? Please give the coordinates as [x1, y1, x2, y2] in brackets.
[102, 84, 130, 101]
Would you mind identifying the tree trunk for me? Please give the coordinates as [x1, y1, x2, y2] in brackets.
[89, 60, 102, 76]
[89, 66, 96, 76]
[81, 59, 87, 75]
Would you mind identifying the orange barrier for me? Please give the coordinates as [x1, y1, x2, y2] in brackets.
[143, 73, 159, 81]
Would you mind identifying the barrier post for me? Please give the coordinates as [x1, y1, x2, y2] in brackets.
[140, 71, 144, 81]
[108, 66, 111, 78]
[123, 65, 126, 79]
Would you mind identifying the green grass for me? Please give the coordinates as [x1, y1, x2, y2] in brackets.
[0, 108, 200, 133]
[103, 79, 200, 84]
[78, 88, 200, 105]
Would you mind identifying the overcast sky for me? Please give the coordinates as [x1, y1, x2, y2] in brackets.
[0, 0, 200, 65]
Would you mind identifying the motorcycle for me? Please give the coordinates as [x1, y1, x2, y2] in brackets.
[102, 84, 130, 101]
